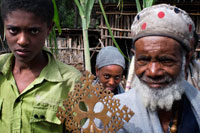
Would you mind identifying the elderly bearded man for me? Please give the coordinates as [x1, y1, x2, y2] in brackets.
[108, 4, 200, 133]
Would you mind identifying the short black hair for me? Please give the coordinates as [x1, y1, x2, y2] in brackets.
[1, 0, 54, 25]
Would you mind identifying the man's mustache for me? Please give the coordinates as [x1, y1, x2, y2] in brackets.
[140, 75, 173, 85]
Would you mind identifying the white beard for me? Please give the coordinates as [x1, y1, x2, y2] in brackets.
[131, 59, 186, 111]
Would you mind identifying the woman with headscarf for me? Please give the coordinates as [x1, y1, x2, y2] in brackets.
[94, 46, 125, 95]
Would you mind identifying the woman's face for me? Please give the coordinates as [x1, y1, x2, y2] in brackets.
[96, 65, 123, 92]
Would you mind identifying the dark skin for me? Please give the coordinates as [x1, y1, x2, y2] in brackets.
[157, 109, 173, 132]
[96, 65, 123, 93]
[134, 36, 185, 132]
[4, 10, 53, 93]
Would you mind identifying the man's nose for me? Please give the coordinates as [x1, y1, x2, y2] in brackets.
[146, 62, 164, 78]
[17, 32, 29, 46]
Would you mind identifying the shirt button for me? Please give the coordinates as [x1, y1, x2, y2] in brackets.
[34, 114, 39, 119]
[40, 115, 45, 119]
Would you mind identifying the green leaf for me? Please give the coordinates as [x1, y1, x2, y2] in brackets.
[143, 0, 146, 8]
[74, 0, 85, 18]
[85, 0, 95, 28]
[135, 0, 141, 12]
[117, 0, 124, 10]
[74, 0, 92, 71]
[99, 0, 130, 62]
[52, 0, 62, 35]
[146, 0, 155, 7]
[80, 0, 86, 13]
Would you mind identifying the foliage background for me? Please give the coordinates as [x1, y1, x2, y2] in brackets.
[55, 0, 134, 28]
[55, 0, 79, 28]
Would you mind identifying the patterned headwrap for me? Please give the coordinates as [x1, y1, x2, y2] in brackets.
[131, 4, 195, 51]
[96, 46, 125, 69]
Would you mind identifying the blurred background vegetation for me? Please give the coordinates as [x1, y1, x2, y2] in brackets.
[0, 0, 198, 35]
[55, 0, 79, 28]
[54, 0, 134, 28]
[0, 0, 198, 56]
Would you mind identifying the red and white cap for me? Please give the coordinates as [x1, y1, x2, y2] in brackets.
[131, 4, 195, 51]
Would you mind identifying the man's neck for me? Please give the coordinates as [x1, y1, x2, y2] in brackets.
[157, 100, 182, 133]
[12, 52, 48, 93]
[157, 109, 172, 133]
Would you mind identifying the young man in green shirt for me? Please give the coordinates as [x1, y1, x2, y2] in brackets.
[0, 0, 81, 132]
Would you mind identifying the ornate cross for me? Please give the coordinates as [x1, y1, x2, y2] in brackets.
[57, 71, 134, 133]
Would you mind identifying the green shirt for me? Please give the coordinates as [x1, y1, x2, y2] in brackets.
[0, 48, 81, 133]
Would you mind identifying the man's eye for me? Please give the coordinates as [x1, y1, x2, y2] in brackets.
[8, 27, 18, 34]
[137, 60, 149, 66]
[30, 28, 40, 34]
[159, 58, 175, 66]
[136, 58, 150, 66]
[161, 60, 175, 66]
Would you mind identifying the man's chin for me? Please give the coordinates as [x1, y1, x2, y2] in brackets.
[134, 76, 184, 111]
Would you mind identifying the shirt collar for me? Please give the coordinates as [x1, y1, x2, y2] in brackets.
[40, 47, 64, 82]
[0, 53, 14, 79]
